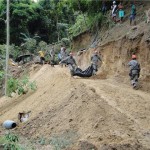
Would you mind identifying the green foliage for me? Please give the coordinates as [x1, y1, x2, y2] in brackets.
[7, 76, 37, 97]
[19, 32, 40, 54]
[49, 131, 77, 150]
[0, 132, 34, 150]
[0, 44, 5, 57]
[5, 133, 19, 143]
[102, 15, 116, 29]
[23, 38, 37, 54]
[29, 81, 37, 91]
[3, 133, 19, 150]
[10, 44, 22, 60]
[38, 137, 46, 145]
[0, 44, 22, 64]
[69, 12, 104, 38]
[61, 38, 70, 47]
[0, 70, 4, 88]
[38, 41, 47, 51]
[0, 0, 112, 46]
[7, 78, 19, 96]
[68, 14, 87, 38]
[0, 70, 4, 80]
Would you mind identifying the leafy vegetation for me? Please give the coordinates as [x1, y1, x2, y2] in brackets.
[0, 0, 111, 45]
[0, 132, 19, 150]
[7, 76, 37, 97]
[0, 132, 34, 150]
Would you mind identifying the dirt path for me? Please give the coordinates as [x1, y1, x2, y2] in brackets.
[0, 65, 150, 149]
[81, 78, 150, 148]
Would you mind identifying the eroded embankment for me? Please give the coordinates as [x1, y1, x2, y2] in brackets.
[77, 22, 150, 92]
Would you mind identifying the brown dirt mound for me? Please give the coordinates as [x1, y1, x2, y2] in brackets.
[0, 65, 150, 149]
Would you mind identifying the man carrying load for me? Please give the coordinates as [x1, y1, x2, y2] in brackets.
[59, 52, 77, 76]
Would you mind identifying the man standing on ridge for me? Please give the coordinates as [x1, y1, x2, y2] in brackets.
[130, 2, 136, 26]
[59, 52, 77, 76]
[128, 55, 140, 89]
[111, 1, 118, 23]
[91, 50, 102, 75]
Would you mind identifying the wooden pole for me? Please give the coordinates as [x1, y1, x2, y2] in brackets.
[5, 0, 10, 96]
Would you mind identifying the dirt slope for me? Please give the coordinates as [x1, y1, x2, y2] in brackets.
[0, 64, 150, 150]
[0, 3, 150, 149]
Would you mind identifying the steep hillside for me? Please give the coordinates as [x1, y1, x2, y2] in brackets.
[77, 21, 150, 92]
[0, 64, 150, 150]
[0, 2, 150, 150]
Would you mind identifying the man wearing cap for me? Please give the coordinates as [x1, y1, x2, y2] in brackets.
[111, 1, 118, 23]
[91, 50, 102, 75]
[59, 52, 77, 76]
[128, 55, 141, 89]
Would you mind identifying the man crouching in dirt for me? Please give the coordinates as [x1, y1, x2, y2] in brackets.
[59, 52, 77, 76]
[91, 50, 102, 75]
[128, 55, 141, 89]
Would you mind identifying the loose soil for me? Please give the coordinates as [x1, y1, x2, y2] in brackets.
[0, 65, 150, 150]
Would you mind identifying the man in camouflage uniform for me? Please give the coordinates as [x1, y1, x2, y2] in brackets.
[49, 45, 55, 66]
[91, 50, 102, 75]
[60, 52, 77, 76]
[128, 55, 140, 89]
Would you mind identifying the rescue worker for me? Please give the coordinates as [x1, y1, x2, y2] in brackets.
[49, 45, 55, 66]
[128, 55, 140, 89]
[91, 50, 102, 75]
[38, 50, 45, 65]
[60, 47, 67, 60]
[59, 52, 77, 76]
[60, 47, 67, 67]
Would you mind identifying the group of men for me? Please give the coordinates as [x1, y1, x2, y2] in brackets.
[59, 49, 102, 76]
[59, 49, 141, 90]
[111, 1, 136, 25]
[38, 44, 141, 90]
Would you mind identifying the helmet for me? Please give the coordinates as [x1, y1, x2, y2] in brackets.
[132, 55, 136, 59]
[70, 52, 73, 56]
[94, 50, 98, 54]
[113, 1, 116, 4]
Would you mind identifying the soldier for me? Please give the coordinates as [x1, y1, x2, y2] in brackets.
[49, 45, 55, 66]
[59, 52, 77, 76]
[91, 50, 102, 75]
[60, 47, 67, 67]
[128, 55, 140, 89]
